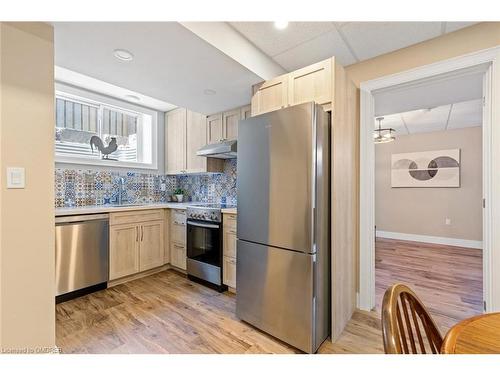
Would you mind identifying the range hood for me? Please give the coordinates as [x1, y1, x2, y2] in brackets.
[197, 139, 237, 159]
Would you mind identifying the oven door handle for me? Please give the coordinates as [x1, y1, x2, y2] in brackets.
[187, 220, 220, 229]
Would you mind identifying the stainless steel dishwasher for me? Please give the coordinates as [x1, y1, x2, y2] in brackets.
[55, 214, 109, 302]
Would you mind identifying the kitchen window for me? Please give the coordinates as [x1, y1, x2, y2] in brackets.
[55, 92, 157, 169]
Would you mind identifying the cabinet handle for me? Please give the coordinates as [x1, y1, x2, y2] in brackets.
[136, 227, 139, 242]
[141, 226, 144, 241]
[228, 230, 237, 235]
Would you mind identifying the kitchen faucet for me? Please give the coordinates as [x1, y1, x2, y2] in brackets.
[116, 177, 128, 205]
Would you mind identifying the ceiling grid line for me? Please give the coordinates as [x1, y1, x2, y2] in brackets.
[444, 104, 454, 130]
[400, 115, 411, 135]
[334, 23, 360, 63]
[268, 26, 337, 58]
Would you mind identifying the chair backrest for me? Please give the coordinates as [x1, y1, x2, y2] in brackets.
[382, 284, 443, 354]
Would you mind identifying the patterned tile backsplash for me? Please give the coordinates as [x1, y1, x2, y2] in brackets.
[55, 159, 237, 208]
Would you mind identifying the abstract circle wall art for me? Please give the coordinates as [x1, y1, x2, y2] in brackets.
[391, 149, 460, 187]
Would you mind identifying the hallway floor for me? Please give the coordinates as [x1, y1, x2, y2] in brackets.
[375, 237, 483, 335]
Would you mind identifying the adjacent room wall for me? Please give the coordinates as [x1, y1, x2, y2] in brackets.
[0, 22, 55, 350]
[346, 22, 500, 87]
[376, 126, 482, 242]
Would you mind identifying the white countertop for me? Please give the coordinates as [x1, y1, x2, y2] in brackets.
[55, 202, 195, 216]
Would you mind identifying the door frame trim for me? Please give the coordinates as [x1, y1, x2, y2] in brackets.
[358, 46, 500, 312]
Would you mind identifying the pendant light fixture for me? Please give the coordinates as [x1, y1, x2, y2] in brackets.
[374, 117, 395, 144]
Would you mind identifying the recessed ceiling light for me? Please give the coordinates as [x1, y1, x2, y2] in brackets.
[124, 94, 140, 102]
[204, 89, 216, 96]
[113, 49, 134, 61]
[274, 21, 289, 30]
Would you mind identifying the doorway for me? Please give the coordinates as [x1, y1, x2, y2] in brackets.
[373, 96, 484, 332]
[359, 47, 500, 317]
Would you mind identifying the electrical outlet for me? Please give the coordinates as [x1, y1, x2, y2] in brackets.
[445, 218, 451, 225]
[160, 183, 166, 192]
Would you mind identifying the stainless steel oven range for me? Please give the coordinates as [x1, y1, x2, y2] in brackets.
[186, 203, 235, 292]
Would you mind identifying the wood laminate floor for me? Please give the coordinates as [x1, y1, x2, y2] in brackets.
[56, 238, 481, 354]
[56, 270, 383, 354]
[375, 237, 483, 335]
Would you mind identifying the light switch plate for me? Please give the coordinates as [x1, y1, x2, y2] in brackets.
[7, 167, 25, 189]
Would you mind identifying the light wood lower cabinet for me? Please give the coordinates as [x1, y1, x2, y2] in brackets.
[170, 243, 187, 270]
[139, 220, 165, 272]
[222, 256, 236, 289]
[109, 223, 140, 280]
[170, 209, 187, 270]
[222, 213, 237, 289]
[109, 210, 166, 281]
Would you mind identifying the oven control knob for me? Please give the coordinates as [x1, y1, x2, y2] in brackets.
[211, 213, 217, 220]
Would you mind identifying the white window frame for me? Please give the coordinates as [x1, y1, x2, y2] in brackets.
[55, 90, 158, 170]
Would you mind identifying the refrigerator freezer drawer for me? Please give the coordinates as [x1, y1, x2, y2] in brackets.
[236, 240, 326, 353]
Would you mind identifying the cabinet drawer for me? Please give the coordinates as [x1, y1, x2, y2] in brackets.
[170, 223, 186, 245]
[223, 214, 237, 230]
[223, 229, 237, 258]
[223, 256, 236, 289]
[110, 209, 164, 226]
[170, 242, 187, 270]
[170, 209, 186, 226]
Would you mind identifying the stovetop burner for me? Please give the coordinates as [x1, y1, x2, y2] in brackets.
[188, 202, 236, 209]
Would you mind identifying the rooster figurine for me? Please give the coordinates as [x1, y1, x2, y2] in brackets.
[90, 136, 118, 159]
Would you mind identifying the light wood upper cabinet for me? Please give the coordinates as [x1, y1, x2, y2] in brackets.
[288, 58, 333, 106]
[186, 110, 208, 172]
[166, 108, 187, 174]
[206, 113, 224, 144]
[110, 223, 140, 280]
[223, 109, 240, 140]
[139, 220, 165, 272]
[251, 75, 288, 116]
[166, 108, 222, 174]
[251, 58, 334, 116]
[240, 105, 252, 120]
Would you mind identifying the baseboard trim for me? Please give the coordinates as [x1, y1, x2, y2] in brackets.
[108, 264, 170, 287]
[376, 230, 482, 249]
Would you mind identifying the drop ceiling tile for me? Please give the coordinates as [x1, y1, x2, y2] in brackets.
[339, 22, 442, 61]
[402, 105, 450, 134]
[447, 99, 483, 129]
[229, 22, 336, 57]
[273, 29, 356, 71]
[444, 22, 478, 33]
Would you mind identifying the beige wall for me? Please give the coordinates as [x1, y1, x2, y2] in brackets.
[346, 22, 500, 87]
[376, 127, 482, 241]
[0, 23, 55, 350]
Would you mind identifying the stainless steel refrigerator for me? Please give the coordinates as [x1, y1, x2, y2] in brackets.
[236, 102, 330, 353]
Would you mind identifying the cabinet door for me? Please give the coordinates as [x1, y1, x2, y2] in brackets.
[109, 224, 139, 280]
[206, 113, 223, 144]
[223, 109, 240, 140]
[166, 108, 187, 174]
[223, 229, 237, 258]
[251, 75, 288, 116]
[170, 243, 187, 270]
[288, 58, 332, 106]
[170, 223, 186, 245]
[223, 256, 236, 289]
[139, 220, 165, 272]
[186, 109, 208, 173]
[164, 210, 170, 264]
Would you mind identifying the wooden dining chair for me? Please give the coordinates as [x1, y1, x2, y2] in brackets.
[381, 283, 443, 354]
